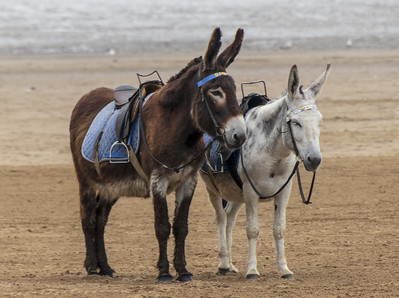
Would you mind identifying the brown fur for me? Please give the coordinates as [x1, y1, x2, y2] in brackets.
[69, 27, 245, 281]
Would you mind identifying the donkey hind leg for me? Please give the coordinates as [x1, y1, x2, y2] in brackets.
[244, 190, 260, 279]
[274, 192, 294, 279]
[208, 190, 241, 275]
[95, 195, 118, 277]
[151, 177, 173, 282]
[173, 177, 197, 282]
[79, 182, 117, 276]
[79, 182, 99, 275]
[224, 201, 242, 274]
[208, 190, 229, 274]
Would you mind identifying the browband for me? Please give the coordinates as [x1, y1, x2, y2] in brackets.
[291, 104, 318, 115]
[197, 72, 227, 87]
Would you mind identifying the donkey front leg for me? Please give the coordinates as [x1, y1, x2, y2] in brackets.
[244, 190, 260, 279]
[151, 176, 172, 282]
[274, 191, 294, 279]
[172, 177, 197, 282]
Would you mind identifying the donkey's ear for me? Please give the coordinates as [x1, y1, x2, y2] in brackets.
[288, 65, 300, 98]
[203, 27, 223, 71]
[307, 64, 331, 99]
[216, 28, 244, 69]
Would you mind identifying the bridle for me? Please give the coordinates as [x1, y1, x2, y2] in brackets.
[240, 104, 318, 205]
[197, 71, 229, 139]
[138, 70, 231, 173]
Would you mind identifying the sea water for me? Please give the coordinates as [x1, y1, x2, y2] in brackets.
[0, 0, 398, 55]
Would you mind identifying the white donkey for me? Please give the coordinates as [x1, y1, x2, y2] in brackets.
[200, 64, 331, 279]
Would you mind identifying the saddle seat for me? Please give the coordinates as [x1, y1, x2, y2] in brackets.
[115, 81, 163, 142]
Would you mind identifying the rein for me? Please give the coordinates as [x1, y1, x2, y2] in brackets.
[239, 107, 316, 205]
[240, 150, 302, 201]
[138, 71, 227, 173]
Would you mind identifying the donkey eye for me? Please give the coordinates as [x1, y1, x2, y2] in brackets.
[210, 90, 223, 97]
[293, 121, 302, 128]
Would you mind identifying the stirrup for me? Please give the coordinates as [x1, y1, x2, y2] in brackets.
[109, 141, 130, 163]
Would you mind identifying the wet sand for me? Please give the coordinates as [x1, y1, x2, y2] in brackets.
[0, 49, 398, 296]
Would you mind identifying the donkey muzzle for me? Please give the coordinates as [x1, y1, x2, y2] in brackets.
[224, 115, 246, 149]
[304, 153, 322, 172]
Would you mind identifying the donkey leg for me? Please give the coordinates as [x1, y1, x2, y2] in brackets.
[274, 193, 294, 279]
[173, 178, 197, 282]
[151, 177, 172, 282]
[244, 191, 260, 279]
[208, 190, 230, 275]
[225, 201, 242, 274]
[79, 182, 99, 275]
[95, 196, 118, 277]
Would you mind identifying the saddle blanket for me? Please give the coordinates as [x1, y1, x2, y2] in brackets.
[81, 94, 152, 163]
[201, 134, 240, 173]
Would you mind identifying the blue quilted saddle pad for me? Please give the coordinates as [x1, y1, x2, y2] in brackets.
[81, 94, 152, 163]
[201, 134, 240, 173]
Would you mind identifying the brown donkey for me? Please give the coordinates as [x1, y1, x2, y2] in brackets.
[69, 28, 246, 282]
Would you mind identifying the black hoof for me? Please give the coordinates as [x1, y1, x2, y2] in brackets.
[157, 273, 173, 283]
[246, 274, 259, 280]
[177, 273, 193, 282]
[218, 268, 230, 276]
[87, 269, 98, 275]
[281, 273, 294, 279]
[100, 270, 114, 278]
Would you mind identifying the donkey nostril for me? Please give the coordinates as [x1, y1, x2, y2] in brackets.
[308, 156, 321, 167]
[233, 132, 246, 145]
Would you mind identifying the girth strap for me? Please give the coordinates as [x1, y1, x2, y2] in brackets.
[128, 146, 150, 185]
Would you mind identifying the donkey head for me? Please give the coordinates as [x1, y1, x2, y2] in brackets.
[192, 27, 246, 149]
[284, 64, 331, 171]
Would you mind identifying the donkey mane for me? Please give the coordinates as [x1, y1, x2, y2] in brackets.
[167, 56, 202, 83]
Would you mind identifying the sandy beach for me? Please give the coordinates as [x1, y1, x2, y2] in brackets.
[0, 49, 398, 297]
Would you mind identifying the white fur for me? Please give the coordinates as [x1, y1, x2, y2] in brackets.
[200, 65, 331, 278]
[224, 115, 246, 148]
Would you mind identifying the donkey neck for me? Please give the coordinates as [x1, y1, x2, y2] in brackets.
[248, 95, 292, 159]
[155, 62, 204, 145]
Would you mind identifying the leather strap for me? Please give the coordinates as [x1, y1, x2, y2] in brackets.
[128, 146, 150, 185]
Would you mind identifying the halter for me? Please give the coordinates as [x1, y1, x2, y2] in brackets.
[197, 71, 229, 137]
[138, 70, 229, 173]
[240, 103, 318, 204]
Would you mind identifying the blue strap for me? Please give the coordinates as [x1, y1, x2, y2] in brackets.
[197, 72, 227, 87]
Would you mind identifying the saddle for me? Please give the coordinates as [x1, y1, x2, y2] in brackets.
[81, 78, 164, 184]
[115, 81, 163, 142]
[240, 92, 270, 116]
